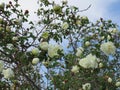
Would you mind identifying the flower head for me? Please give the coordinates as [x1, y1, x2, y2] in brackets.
[2, 68, 14, 79]
[71, 65, 79, 73]
[79, 54, 98, 69]
[39, 42, 49, 50]
[100, 41, 116, 55]
[48, 44, 62, 58]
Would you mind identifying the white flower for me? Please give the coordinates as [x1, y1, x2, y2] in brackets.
[61, 22, 69, 30]
[76, 47, 84, 57]
[79, 54, 98, 69]
[2, 68, 14, 79]
[0, 61, 4, 72]
[71, 65, 79, 73]
[79, 58, 90, 68]
[12, 36, 18, 41]
[31, 48, 39, 56]
[100, 41, 116, 55]
[108, 77, 112, 83]
[48, 44, 62, 58]
[82, 83, 91, 90]
[85, 41, 90, 46]
[39, 42, 49, 50]
[115, 82, 120, 87]
[32, 58, 39, 65]
[99, 63, 103, 68]
[86, 54, 98, 68]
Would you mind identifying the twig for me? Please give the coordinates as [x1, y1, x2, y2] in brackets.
[78, 4, 91, 12]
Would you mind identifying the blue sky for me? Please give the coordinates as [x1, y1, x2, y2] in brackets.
[0, 0, 120, 26]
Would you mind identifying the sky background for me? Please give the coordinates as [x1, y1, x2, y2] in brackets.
[0, 0, 120, 25]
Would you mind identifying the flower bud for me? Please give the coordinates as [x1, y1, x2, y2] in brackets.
[99, 63, 103, 68]
[53, 5, 62, 14]
[0, 3, 5, 11]
[115, 82, 120, 87]
[107, 35, 111, 40]
[31, 48, 39, 56]
[32, 58, 39, 65]
[108, 77, 112, 83]
[12, 36, 18, 41]
[85, 41, 90, 46]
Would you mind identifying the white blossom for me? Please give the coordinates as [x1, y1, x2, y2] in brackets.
[82, 83, 91, 90]
[39, 42, 49, 50]
[32, 58, 39, 65]
[100, 41, 116, 55]
[71, 65, 79, 73]
[48, 44, 62, 58]
[79, 54, 98, 69]
[2, 68, 14, 79]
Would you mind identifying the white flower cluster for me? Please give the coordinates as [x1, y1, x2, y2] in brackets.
[79, 54, 98, 69]
[100, 41, 116, 55]
[76, 47, 84, 57]
[2, 68, 14, 79]
[82, 83, 91, 90]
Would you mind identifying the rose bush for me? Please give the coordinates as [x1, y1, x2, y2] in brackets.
[0, 0, 120, 90]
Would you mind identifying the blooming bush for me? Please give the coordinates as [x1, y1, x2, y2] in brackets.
[0, 0, 120, 90]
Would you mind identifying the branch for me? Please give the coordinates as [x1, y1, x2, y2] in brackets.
[20, 69, 41, 90]
[78, 4, 91, 12]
